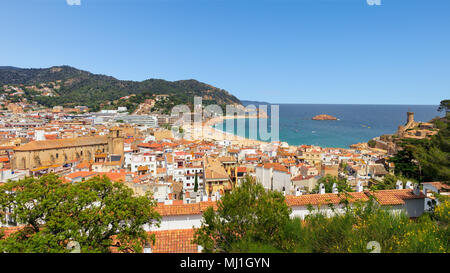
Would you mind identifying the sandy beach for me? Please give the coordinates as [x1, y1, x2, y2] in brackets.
[182, 114, 268, 146]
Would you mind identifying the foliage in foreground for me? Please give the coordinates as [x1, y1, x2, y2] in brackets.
[194, 177, 449, 253]
[0, 174, 161, 253]
[193, 177, 292, 252]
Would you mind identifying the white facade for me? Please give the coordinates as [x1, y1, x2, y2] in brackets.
[273, 170, 292, 192]
[255, 166, 292, 192]
[145, 214, 203, 231]
[130, 153, 157, 175]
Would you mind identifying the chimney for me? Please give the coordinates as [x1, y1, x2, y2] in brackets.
[332, 183, 338, 194]
[356, 181, 363, 192]
[295, 187, 302, 196]
[215, 191, 221, 200]
[396, 180, 403, 190]
[143, 243, 152, 253]
[197, 245, 204, 253]
[405, 181, 413, 189]
[319, 183, 325, 194]
[413, 184, 421, 196]
[201, 192, 208, 202]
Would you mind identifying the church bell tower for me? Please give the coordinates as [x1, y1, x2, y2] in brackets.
[108, 127, 124, 158]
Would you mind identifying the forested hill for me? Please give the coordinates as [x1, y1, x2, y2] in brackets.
[0, 66, 241, 111]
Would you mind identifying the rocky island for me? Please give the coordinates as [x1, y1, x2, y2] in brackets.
[312, 114, 337, 120]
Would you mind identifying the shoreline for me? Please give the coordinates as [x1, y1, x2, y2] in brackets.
[182, 114, 268, 147]
[181, 112, 392, 152]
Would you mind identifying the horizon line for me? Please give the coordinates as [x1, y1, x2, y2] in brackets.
[241, 101, 440, 106]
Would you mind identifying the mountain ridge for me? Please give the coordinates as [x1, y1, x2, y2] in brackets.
[0, 65, 241, 111]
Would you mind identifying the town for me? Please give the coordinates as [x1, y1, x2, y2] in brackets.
[0, 92, 447, 253]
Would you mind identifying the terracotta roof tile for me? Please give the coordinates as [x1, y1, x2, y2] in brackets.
[367, 189, 426, 205]
[149, 229, 197, 253]
[286, 192, 369, 206]
[14, 136, 108, 151]
[155, 201, 216, 216]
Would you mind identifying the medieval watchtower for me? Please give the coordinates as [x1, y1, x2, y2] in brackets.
[407, 112, 414, 124]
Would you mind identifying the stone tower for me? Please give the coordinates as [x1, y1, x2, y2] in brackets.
[407, 112, 414, 124]
[108, 127, 124, 158]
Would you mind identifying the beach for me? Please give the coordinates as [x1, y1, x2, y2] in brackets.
[182, 114, 268, 146]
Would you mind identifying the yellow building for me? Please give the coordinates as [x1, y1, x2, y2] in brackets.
[12, 128, 124, 170]
[298, 150, 322, 166]
[204, 157, 232, 197]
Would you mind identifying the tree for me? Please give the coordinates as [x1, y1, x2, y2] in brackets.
[0, 174, 161, 253]
[368, 139, 376, 148]
[389, 115, 450, 183]
[438, 99, 450, 113]
[195, 176, 449, 253]
[193, 176, 292, 252]
[389, 147, 420, 180]
[312, 175, 352, 193]
[369, 174, 414, 190]
[194, 173, 199, 192]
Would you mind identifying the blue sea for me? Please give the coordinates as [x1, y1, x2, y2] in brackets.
[212, 104, 443, 148]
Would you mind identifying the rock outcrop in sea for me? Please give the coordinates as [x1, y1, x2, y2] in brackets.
[312, 114, 337, 120]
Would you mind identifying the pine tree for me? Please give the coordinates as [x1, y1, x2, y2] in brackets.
[194, 173, 199, 192]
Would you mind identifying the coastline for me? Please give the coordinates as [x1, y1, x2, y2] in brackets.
[182, 113, 268, 146]
[179, 105, 440, 151]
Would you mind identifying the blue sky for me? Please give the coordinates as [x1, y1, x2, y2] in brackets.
[0, 0, 449, 105]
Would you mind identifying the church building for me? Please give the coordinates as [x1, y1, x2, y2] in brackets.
[11, 128, 124, 170]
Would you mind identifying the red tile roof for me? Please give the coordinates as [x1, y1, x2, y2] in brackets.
[148, 229, 197, 253]
[0, 157, 9, 163]
[422, 182, 450, 191]
[0, 226, 24, 238]
[155, 201, 217, 216]
[286, 192, 369, 206]
[366, 189, 426, 205]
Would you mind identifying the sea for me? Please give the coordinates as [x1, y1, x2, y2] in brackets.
[212, 104, 443, 148]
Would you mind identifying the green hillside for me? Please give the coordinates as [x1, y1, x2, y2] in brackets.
[0, 66, 241, 111]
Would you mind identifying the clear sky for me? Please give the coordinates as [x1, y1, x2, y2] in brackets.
[1, 0, 449, 105]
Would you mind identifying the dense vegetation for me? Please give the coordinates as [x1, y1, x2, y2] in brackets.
[0, 66, 241, 111]
[389, 102, 450, 184]
[193, 177, 291, 252]
[311, 174, 353, 193]
[369, 173, 416, 190]
[0, 175, 160, 253]
[194, 177, 449, 253]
